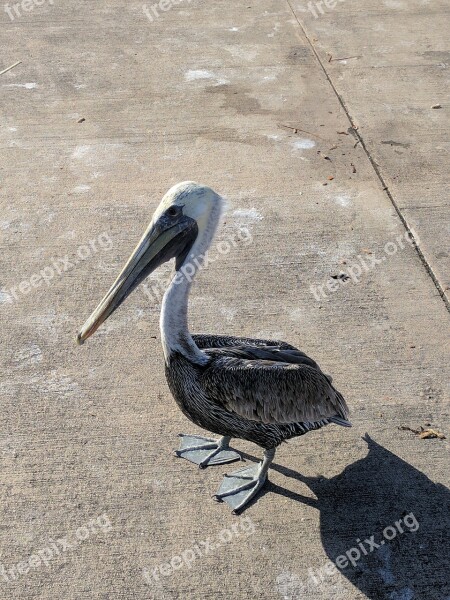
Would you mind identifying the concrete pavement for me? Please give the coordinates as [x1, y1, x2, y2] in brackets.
[1, 0, 449, 598]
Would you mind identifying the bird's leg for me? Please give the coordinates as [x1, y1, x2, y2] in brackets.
[175, 434, 241, 468]
[214, 448, 275, 513]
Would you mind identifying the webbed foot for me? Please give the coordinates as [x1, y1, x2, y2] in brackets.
[214, 464, 267, 513]
[175, 434, 241, 468]
[214, 448, 275, 513]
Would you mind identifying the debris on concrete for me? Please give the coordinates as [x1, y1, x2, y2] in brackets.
[278, 123, 329, 141]
[330, 273, 350, 281]
[0, 60, 22, 76]
[398, 426, 446, 440]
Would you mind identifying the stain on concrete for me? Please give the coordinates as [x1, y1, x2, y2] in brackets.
[286, 46, 311, 64]
[381, 140, 411, 149]
[422, 50, 450, 63]
[335, 194, 352, 207]
[3, 82, 37, 89]
[205, 84, 270, 115]
[198, 127, 264, 146]
[291, 139, 315, 150]
[185, 69, 229, 85]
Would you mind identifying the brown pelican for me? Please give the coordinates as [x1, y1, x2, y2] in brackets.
[77, 182, 351, 513]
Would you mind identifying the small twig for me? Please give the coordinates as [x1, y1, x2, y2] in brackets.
[398, 426, 421, 434]
[0, 60, 22, 76]
[277, 123, 329, 142]
[318, 151, 331, 161]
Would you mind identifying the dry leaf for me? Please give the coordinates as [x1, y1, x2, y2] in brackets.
[419, 429, 446, 440]
[398, 425, 446, 440]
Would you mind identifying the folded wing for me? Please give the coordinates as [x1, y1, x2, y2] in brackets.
[199, 343, 349, 425]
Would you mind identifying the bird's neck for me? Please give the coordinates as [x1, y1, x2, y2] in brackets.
[160, 269, 207, 365]
[160, 220, 218, 365]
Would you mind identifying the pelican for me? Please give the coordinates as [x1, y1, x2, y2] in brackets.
[77, 182, 351, 513]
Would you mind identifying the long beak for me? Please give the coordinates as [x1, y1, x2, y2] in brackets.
[77, 217, 194, 344]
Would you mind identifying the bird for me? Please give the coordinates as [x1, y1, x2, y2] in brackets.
[77, 181, 351, 513]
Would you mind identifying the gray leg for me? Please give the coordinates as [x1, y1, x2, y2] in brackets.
[214, 448, 275, 513]
[175, 434, 241, 468]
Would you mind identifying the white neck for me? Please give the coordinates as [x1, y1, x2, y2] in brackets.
[159, 203, 221, 365]
[160, 267, 207, 364]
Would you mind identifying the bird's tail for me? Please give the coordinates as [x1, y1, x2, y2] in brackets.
[329, 416, 352, 427]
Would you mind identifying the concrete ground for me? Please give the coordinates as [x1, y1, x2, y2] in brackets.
[1, 1, 449, 599]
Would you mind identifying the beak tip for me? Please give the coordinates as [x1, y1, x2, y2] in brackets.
[76, 332, 85, 346]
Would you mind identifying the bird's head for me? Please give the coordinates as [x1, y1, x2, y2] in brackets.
[77, 181, 223, 344]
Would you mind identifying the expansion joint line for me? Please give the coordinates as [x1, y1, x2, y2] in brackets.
[285, 0, 449, 312]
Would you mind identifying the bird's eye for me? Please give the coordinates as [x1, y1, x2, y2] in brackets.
[167, 206, 179, 217]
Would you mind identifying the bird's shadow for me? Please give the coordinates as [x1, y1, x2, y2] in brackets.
[239, 434, 450, 599]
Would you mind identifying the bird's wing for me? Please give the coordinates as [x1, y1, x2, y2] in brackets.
[201, 349, 349, 425]
[192, 334, 298, 351]
[194, 336, 331, 379]
[192, 334, 331, 372]
[208, 343, 323, 370]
